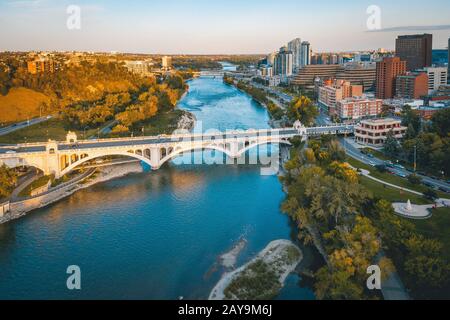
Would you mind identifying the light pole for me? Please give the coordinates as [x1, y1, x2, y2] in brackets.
[413, 145, 417, 173]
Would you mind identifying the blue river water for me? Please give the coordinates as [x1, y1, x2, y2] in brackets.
[0, 63, 315, 300]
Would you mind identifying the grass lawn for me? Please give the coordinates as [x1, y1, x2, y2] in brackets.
[18, 175, 52, 197]
[359, 176, 431, 205]
[347, 157, 448, 199]
[412, 207, 450, 261]
[0, 118, 98, 144]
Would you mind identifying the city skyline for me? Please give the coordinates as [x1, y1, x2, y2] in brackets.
[1, 0, 450, 54]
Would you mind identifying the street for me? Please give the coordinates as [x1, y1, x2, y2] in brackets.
[0, 116, 52, 136]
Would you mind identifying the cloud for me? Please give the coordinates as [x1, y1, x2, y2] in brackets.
[367, 24, 450, 33]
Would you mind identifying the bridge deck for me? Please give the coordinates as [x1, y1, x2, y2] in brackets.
[0, 125, 353, 156]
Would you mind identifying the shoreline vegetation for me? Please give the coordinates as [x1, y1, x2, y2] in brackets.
[280, 135, 450, 299]
[209, 240, 302, 300]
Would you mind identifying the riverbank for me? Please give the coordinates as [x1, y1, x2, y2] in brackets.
[176, 109, 196, 131]
[209, 240, 302, 300]
[0, 162, 143, 224]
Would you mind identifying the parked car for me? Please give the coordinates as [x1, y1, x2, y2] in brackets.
[394, 164, 405, 170]
[396, 172, 407, 178]
[367, 154, 374, 158]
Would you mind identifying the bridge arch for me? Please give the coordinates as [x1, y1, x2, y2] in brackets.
[159, 144, 236, 167]
[59, 151, 154, 177]
[235, 138, 292, 157]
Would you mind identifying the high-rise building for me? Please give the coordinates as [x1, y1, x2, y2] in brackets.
[162, 56, 172, 71]
[300, 41, 311, 68]
[273, 47, 293, 77]
[267, 52, 277, 66]
[395, 34, 432, 71]
[395, 72, 428, 99]
[422, 66, 448, 94]
[376, 57, 407, 99]
[288, 38, 302, 72]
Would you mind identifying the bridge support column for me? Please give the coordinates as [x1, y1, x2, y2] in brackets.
[228, 141, 240, 159]
[150, 148, 161, 170]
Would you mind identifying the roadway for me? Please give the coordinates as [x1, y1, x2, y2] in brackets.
[0, 116, 52, 136]
[342, 138, 450, 190]
[315, 107, 450, 190]
[0, 126, 355, 158]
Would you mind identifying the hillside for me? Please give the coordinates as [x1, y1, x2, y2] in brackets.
[0, 87, 50, 123]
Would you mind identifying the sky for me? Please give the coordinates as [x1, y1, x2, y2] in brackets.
[0, 0, 449, 54]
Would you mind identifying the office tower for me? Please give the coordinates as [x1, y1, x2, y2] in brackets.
[288, 38, 302, 71]
[273, 47, 293, 76]
[395, 34, 432, 71]
[300, 41, 311, 68]
[376, 57, 407, 99]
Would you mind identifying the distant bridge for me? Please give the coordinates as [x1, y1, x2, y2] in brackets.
[0, 122, 354, 178]
[199, 70, 225, 78]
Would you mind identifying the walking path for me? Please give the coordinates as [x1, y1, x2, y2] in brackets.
[376, 252, 410, 300]
[356, 168, 450, 219]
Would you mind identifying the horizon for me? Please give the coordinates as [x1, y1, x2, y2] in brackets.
[1, 0, 449, 54]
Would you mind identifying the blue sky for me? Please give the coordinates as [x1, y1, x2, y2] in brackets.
[0, 0, 449, 53]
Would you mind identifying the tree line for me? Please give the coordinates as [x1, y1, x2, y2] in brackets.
[281, 136, 450, 299]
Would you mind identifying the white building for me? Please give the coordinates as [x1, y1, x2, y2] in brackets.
[124, 60, 152, 76]
[354, 118, 407, 147]
[162, 56, 172, 71]
[423, 66, 448, 94]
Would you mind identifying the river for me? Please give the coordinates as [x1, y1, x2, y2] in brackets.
[0, 62, 315, 300]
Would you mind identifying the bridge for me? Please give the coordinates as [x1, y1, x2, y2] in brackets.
[199, 70, 226, 78]
[0, 122, 354, 178]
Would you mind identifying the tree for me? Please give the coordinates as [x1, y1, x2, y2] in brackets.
[431, 108, 450, 138]
[383, 130, 400, 157]
[407, 174, 422, 185]
[403, 235, 450, 293]
[287, 96, 318, 126]
[423, 188, 438, 200]
[0, 164, 17, 199]
[401, 105, 421, 136]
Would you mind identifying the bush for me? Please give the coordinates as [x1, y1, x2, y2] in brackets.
[407, 174, 422, 185]
[423, 188, 438, 201]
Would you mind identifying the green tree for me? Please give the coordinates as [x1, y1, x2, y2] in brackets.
[383, 130, 400, 157]
[407, 174, 422, 185]
[431, 108, 450, 138]
[287, 96, 318, 126]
